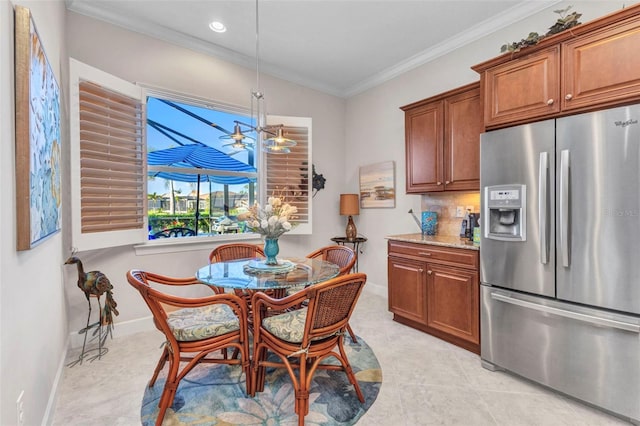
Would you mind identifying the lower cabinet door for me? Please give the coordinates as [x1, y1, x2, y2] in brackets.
[388, 256, 427, 324]
[426, 263, 479, 346]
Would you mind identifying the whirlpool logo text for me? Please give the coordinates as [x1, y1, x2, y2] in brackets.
[614, 119, 638, 127]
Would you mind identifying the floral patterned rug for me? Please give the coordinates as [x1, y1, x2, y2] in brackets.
[141, 337, 382, 425]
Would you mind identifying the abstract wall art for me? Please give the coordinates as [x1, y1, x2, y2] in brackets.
[15, 6, 61, 250]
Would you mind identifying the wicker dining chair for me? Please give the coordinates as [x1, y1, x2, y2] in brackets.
[306, 245, 356, 275]
[251, 273, 367, 426]
[208, 242, 271, 332]
[305, 245, 359, 342]
[208, 243, 265, 264]
[209, 242, 266, 295]
[126, 270, 251, 426]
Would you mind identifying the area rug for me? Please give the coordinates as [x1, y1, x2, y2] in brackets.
[141, 337, 382, 425]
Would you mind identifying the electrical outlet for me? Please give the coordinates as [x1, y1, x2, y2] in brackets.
[16, 390, 24, 426]
[466, 205, 474, 213]
[456, 206, 464, 217]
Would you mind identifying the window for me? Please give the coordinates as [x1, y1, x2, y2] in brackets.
[145, 95, 259, 239]
[69, 59, 311, 252]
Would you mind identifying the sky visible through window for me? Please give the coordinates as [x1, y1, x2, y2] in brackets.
[146, 96, 253, 197]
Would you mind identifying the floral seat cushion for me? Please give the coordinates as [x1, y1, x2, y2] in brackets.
[262, 307, 308, 343]
[167, 304, 239, 342]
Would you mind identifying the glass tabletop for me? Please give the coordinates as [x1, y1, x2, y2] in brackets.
[195, 257, 340, 290]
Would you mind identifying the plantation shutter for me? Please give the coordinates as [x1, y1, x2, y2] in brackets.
[265, 115, 312, 234]
[69, 58, 147, 251]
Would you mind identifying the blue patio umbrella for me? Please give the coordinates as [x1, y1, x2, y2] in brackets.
[148, 144, 257, 234]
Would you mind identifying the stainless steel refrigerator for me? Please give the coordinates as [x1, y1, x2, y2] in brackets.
[480, 104, 640, 423]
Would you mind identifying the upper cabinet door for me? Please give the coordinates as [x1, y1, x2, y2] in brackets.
[562, 16, 640, 112]
[404, 100, 444, 193]
[483, 46, 561, 128]
[444, 86, 482, 191]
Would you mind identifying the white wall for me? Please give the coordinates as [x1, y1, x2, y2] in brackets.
[345, 0, 635, 291]
[1, 1, 68, 425]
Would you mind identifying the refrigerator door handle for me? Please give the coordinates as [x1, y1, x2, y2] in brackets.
[539, 152, 549, 264]
[491, 292, 640, 333]
[560, 149, 570, 267]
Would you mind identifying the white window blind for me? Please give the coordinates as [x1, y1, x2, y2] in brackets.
[70, 59, 147, 251]
[265, 116, 312, 234]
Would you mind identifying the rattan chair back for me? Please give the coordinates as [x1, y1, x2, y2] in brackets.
[306, 245, 356, 275]
[209, 243, 265, 263]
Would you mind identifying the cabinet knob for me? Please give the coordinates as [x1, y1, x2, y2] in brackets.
[565, 94, 573, 100]
[419, 268, 424, 273]
[547, 99, 554, 105]
[427, 270, 433, 275]
[445, 180, 450, 184]
[437, 181, 442, 185]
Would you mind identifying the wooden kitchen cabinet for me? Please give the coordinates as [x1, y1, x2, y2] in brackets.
[401, 82, 482, 193]
[562, 16, 640, 112]
[387, 256, 427, 325]
[481, 46, 560, 127]
[473, 3, 640, 129]
[387, 239, 480, 353]
[426, 263, 479, 349]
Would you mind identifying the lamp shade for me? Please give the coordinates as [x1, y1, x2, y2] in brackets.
[340, 194, 360, 216]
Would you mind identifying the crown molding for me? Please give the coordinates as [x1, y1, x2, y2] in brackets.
[66, 0, 561, 99]
[344, 0, 561, 97]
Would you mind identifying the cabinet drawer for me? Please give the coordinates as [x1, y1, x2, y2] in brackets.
[388, 240, 478, 269]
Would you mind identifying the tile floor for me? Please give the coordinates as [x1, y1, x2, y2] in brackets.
[52, 286, 632, 425]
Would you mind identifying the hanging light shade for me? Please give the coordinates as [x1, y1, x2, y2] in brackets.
[264, 126, 296, 153]
[229, 123, 246, 141]
[219, 122, 248, 141]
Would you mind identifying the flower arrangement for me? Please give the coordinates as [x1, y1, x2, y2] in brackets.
[238, 195, 297, 239]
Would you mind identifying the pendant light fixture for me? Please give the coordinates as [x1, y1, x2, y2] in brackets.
[218, 0, 296, 154]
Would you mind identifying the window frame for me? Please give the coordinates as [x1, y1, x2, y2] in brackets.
[69, 60, 312, 254]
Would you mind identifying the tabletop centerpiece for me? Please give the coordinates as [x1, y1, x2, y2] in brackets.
[238, 194, 297, 266]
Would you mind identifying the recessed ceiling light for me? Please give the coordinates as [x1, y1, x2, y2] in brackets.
[209, 21, 227, 33]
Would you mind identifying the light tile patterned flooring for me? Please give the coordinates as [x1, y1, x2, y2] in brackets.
[52, 286, 632, 425]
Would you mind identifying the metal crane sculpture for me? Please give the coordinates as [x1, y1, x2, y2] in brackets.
[65, 256, 119, 366]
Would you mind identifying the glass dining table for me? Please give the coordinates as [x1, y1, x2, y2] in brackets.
[195, 257, 340, 294]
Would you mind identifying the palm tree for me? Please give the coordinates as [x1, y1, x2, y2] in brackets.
[148, 192, 161, 211]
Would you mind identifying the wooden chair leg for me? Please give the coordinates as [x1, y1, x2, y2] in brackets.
[346, 323, 358, 343]
[149, 346, 169, 386]
[337, 337, 364, 402]
[251, 345, 268, 394]
[295, 354, 310, 426]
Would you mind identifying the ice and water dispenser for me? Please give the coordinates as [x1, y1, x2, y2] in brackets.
[484, 184, 526, 241]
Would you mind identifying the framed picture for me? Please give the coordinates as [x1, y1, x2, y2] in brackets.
[15, 6, 61, 250]
[359, 161, 395, 208]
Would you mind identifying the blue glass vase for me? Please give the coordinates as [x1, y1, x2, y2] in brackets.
[421, 211, 438, 236]
[264, 238, 280, 265]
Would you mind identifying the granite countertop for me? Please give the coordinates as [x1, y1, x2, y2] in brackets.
[386, 233, 479, 251]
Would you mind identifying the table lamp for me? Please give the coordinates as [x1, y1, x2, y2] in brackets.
[340, 194, 360, 241]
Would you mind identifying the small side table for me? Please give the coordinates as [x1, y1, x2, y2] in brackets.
[330, 236, 367, 272]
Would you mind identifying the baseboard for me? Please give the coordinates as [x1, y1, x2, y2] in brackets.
[68, 315, 155, 349]
[41, 336, 70, 426]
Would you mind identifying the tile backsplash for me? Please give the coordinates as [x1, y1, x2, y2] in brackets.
[420, 192, 481, 237]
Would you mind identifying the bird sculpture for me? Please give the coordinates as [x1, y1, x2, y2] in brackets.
[65, 256, 119, 365]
